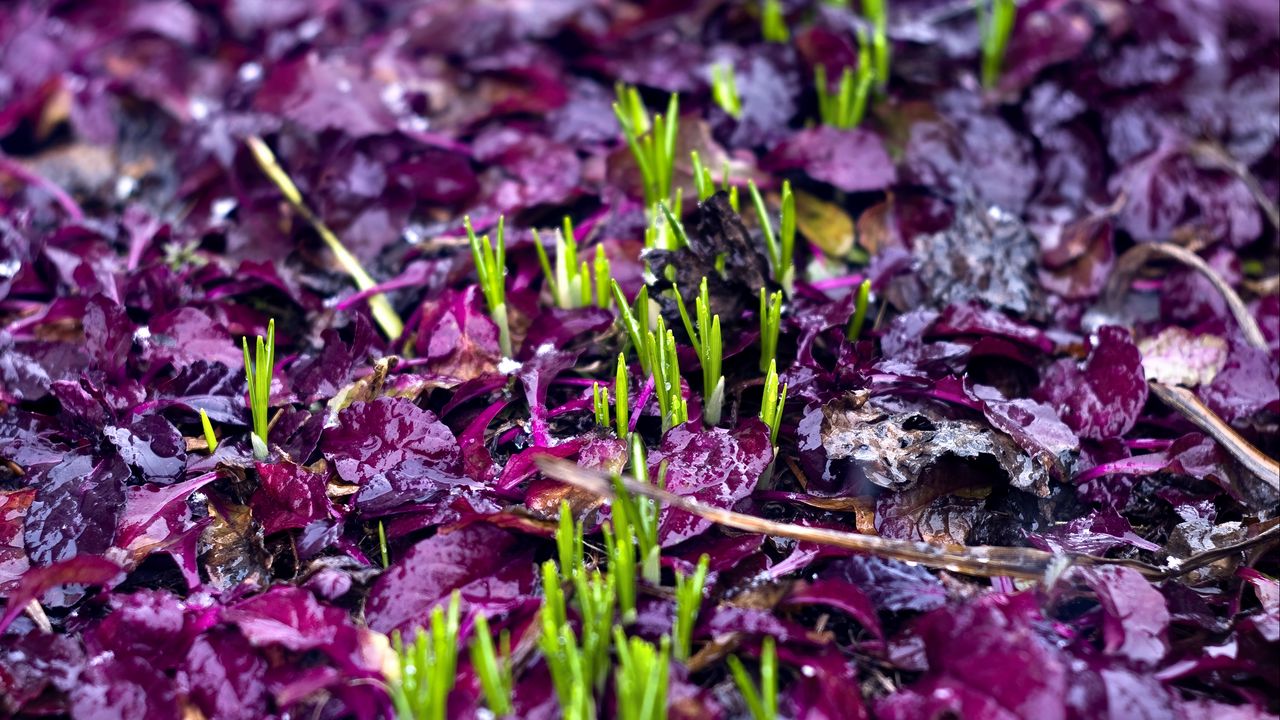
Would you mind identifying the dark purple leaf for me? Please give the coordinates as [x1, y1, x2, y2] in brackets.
[251, 460, 337, 534]
[1035, 326, 1148, 440]
[762, 127, 896, 193]
[822, 555, 948, 614]
[649, 419, 774, 547]
[365, 523, 536, 635]
[0, 555, 123, 634]
[104, 415, 187, 483]
[322, 397, 475, 516]
[180, 629, 270, 720]
[24, 454, 128, 566]
[1078, 566, 1171, 666]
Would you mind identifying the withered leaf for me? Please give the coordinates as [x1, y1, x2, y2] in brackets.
[199, 499, 270, 591]
[821, 396, 1053, 497]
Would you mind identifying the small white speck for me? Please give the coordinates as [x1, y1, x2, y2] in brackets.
[114, 176, 137, 200]
[238, 62, 262, 83]
[498, 358, 523, 375]
[211, 197, 237, 220]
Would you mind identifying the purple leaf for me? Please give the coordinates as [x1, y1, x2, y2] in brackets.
[649, 418, 774, 546]
[763, 127, 896, 193]
[322, 397, 475, 516]
[1078, 566, 1171, 666]
[24, 454, 128, 566]
[1035, 326, 1148, 440]
[251, 460, 337, 534]
[365, 523, 536, 635]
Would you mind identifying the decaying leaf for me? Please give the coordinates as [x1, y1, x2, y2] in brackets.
[820, 395, 1054, 497]
[1138, 327, 1228, 387]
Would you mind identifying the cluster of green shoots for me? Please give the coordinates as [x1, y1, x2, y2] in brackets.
[710, 63, 742, 118]
[748, 181, 797, 293]
[761, 0, 789, 43]
[390, 593, 462, 720]
[534, 216, 613, 310]
[593, 354, 631, 439]
[465, 216, 513, 358]
[978, 0, 1016, 89]
[540, 499, 708, 719]
[815, 34, 875, 129]
[613, 85, 680, 211]
[674, 278, 725, 426]
[691, 151, 740, 211]
[612, 282, 688, 431]
[242, 319, 275, 460]
[760, 360, 788, 448]
[728, 637, 779, 720]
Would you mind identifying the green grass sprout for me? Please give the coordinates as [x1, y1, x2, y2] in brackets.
[245, 137, 402, 340]
[390, 591, 462, 720]
[847, 278, 873, 341]
[815, 41, 874, 129]
[760, 360, 788, 448]
[464, 216, 512, 358]
[862, 0, 890, 93]
[650, 315, 689, 431]
[534, 217, 611, 309]
[242, 319, 275, 460]
[690, 152, 740, 210]
[673, 554, 710, 661]
[711, 63, 743, 118]
[613, 631, 671, 720]
[593, 382, 612, 430]
[978, 0, 1016, 89]
[602, 516, 637, 621]
[612, 281, 654, 376]
[469, 613, 514, 717]
[613, 86, 680, 209]
[674, 278, 725, 425]
[647, 198, 688, 252]
[621, 439, 662, 582]
[759, 288, 783, 372]
[748, 181, 797, 293]
[761, 0, 790, 43]
[615, 353, 630, 438]
[378, 520, 389, 568]
[198, 409, 218, 453]
[538, 567, 594, 720]
[727, 636, 778, 720]
[553, 503, 616, 691]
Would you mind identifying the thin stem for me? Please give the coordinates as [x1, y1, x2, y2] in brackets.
[759, 289, 783, 372]
[847, 279, 873, 340]
[245, 137, 402, 339]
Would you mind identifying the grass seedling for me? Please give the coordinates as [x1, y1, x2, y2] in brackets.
[602, 518, 637, 621]
[612, 282, 654, 376]
[378, 520, 390, 568]
[727, 637, 778, 720]
[469, 613, 514, 717]
[650, 315, 689, 431]
[613, 630, 671, 720]
[615, 353, 630, 438]
[645, 197, 688, 252]
[198, 409, 218, 453]
[815, 37, 874, 128]
[862, 0, 890, 93]
[390, 591, 462, 720]
[533, 217, 612, 309]
[759, 288, 783, 373]
[761, 0, 790, 43]
[693, 152, 740, 210]
[553, 504, 616, 691]
[673, 554, 710, 661]
[748, 180, 797, 293]
[613, 85, 680, 209]
[846, 278, 873, 341]
[245, 137, 402, 340]
[674, 278, 724, 425]
[760, 360, 788, 448]
[242, 319, 274, 460]
[978, 0, 1016, 89]
[624, 439, 662, 581]
[711, 63, 743, 118]
[464, 216, 513, 358]
[593, 382, 612, 430]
